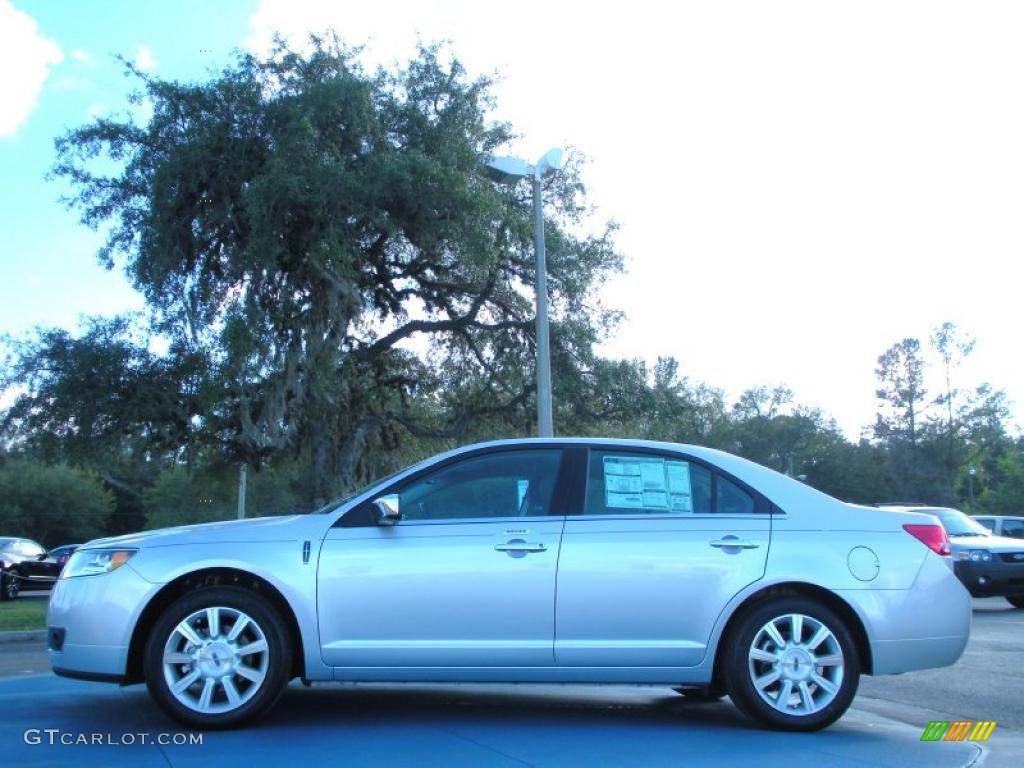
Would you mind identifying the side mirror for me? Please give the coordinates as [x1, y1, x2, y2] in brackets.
[372, 494, 401, 526]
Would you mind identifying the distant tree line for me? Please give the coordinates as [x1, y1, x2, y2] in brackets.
[1, 36, 1019, 545]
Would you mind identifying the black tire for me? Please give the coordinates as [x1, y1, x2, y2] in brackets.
[2, 570, 20, 601]
[723, 596, 860, 731]
[673, 685, 727, 702]
[1006, 596, 1024, 609]
[144, 586, 292, 729]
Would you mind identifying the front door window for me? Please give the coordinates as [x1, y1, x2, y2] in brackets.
[398, 450, 563, 521]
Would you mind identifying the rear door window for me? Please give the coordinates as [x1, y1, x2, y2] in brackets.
[583, 450, 761, 515]
[1001, 520, 1024, 539]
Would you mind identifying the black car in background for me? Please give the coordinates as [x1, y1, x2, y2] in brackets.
[0, 538, 62, 600]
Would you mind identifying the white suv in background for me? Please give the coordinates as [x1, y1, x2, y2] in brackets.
[973, 515, 1024, 540]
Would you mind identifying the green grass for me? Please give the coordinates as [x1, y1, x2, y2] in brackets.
[0, 598, 48, 631]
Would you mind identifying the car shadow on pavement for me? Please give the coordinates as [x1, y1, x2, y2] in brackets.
[7, 678, 980, 768]
[272, 683, 751, 727]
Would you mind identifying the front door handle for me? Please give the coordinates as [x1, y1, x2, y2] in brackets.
[495, 539, 547, 554]
[710, 537, 761, 550]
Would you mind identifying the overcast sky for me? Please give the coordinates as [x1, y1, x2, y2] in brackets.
[2, 0, 1022, 439]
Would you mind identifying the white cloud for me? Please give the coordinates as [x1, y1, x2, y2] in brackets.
[0, 0, 63, 137]
[52, 76, 91, 92]
[71, 48, 94, 65]
[86, 103, 106, 119]
[134, 45, 157, 71]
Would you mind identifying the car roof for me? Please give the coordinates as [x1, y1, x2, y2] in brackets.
[874, 504, 960, 513]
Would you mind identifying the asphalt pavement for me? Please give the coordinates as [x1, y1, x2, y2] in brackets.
[858, 596, 1024, 767]
[1, 597, 1020, 767]
[0, 676, 983, 768]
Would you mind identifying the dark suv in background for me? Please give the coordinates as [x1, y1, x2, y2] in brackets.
[0, 538, 62, 600]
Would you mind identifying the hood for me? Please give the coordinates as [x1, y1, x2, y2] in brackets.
[82, 514, 322, 549]
[949, 533, 1024, 552]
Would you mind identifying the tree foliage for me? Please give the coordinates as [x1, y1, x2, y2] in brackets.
[142, 461, 303, 530]
[874, 337, 927, 445]
[0, 460, 113, 546]
[47, 35, 621, 502]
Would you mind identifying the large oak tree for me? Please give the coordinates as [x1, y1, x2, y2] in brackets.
[48, 36, 622, 501]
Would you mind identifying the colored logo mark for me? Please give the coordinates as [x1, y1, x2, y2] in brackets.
[921, 721, 996, 742]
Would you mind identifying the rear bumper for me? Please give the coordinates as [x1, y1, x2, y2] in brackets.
[840, 552, 971, 675]
[867, 634, 969, 675]
[954, 560, 1024, 597]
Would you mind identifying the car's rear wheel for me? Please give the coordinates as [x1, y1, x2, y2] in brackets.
[1007, 596, 1024, 609]
[144, 586, 291, 729]
[723, 597, 860, 731]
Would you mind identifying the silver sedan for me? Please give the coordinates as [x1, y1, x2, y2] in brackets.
[47, 438, 970, 731]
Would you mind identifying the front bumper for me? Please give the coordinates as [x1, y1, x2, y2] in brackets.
[46, 562, 157, 680]
[954, 558, 1024, 597]
[15, 573, 57, 588]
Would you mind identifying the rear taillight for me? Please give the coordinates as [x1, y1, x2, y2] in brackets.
[903, 523, 952, 556]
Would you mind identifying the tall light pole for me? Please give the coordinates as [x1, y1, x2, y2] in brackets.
[484, 148, 564, 437]
[237, 463, 247, 520]
[968, 464, 976, 510]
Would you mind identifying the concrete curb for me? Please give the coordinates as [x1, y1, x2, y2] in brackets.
[0, 630, 45, 644]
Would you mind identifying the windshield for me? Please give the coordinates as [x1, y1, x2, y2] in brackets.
[929, 508, 992, 537]
[0, 539, 46, 557]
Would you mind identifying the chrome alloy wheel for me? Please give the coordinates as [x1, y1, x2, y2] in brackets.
[747, 613, 844, 716]
[162, 606, 270, 715]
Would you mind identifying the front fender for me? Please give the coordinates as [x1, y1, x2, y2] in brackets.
[129, 542, 331, 681]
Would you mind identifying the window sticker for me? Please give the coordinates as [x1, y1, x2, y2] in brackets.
[665, 461, 693, 512]
[603, 456, 694, 513]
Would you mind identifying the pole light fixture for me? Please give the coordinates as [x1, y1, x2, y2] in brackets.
[484, 147, 565, 438]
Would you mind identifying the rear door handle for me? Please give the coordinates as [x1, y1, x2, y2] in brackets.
[495, 540, 547, 553]
[710, 537, 761, 550]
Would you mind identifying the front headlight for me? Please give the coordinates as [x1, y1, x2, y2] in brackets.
[959, 549, 993, 562]
[62, 548, 137, 578]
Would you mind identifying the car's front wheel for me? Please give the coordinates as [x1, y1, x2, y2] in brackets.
[1007, 596, 1024, 609]
[144, 586, 292, 729]
[723, 597, 860, 731]
[1, 570, 19, 601]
